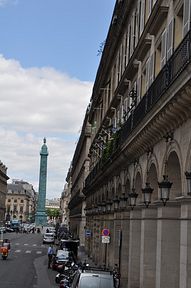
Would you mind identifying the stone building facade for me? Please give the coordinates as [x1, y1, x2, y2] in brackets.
[5, 179, 37, 223]
[68, 0, 191, 287]
[68, 114, 91, 246]
[60, 183, 71, 228]
[0, 161, 9, 222]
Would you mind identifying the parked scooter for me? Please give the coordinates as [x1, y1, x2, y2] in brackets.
[55, 262, 78, 284]
[0, 246, 8, 260]
[0, 239, 11, 260]
[59, 278, 70, 288]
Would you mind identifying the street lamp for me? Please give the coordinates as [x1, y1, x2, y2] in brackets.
[128, 188, 138, 210]
[113, 197, 120, 211]
[142, 182, 153, 208]
[158, 135, 173, 206]
[185, 171, 191, 195]
[158, 175, 172, 206]
[106, 200, 112, 213]
[119, 194, 128, 210]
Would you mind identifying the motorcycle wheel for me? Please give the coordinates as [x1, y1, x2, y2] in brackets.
[2, 255, 7, 260]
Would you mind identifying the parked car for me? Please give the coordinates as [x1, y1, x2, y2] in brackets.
[43, 232, 55, 244]
[0, 227, 6, 234]
[51, 249, 74, 270]
[70, 268, 115, 288]
[6, 227, 14, 232]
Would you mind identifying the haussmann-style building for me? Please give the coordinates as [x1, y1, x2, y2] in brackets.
[0, 161, 9, 222]
[68, 0, 191, 287]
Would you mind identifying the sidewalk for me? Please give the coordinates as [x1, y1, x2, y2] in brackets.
[77, 246, 95, 267]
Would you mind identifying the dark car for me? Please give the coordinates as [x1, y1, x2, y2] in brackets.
[51, 249, 71, 270]
[70, 268, 115, 288]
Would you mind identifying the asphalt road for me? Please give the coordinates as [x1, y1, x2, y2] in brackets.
[0, 232, 58, 288]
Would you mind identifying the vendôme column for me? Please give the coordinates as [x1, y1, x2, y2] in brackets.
[35, 138, 48, 226]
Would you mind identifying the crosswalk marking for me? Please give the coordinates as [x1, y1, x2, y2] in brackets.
[32, 244, 37, 246]
[36, 251, 42, 254]
[26, 250, 31, 254]
[24, 243, 29, 246]
[15, 249, 21, 253]
[15, 243, 20, 245]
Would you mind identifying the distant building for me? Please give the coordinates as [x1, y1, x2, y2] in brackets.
[0, 161, 9, 222]
[5, 179, 37, 223]
[60, 183, 71, 228]
[46, 198, 60, 209]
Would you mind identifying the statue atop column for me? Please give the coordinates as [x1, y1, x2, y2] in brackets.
[35, 138, 48, 226]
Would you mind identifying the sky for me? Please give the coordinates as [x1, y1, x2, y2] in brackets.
[0, 0, 116, 199]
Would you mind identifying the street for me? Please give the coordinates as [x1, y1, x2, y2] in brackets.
[0, 232, 58, 288]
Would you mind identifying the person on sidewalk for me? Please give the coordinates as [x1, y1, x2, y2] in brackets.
[47, 244, 54, 268]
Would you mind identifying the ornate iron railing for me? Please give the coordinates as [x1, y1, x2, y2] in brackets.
[85, 29, 191, 189]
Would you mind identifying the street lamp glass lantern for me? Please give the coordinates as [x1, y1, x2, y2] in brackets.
[106, 200, 112, 212]
[113, 197, 120, 211]
[185, 171, 191, 195]
[158, 175, 172, 206]
[142, 182, 153, 208]
[119, 194, 128, 210]
[128, 188, 138, 210]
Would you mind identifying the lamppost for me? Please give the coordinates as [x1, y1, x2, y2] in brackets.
[128, 188, 138, 210]
[185, 171, 191, 195]
[142, 151, 153, 208]
[158, 137, 173, 206]
[128, 161, 138, 210]
[158, 175, 172, 206]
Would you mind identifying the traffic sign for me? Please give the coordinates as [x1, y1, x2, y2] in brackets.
[85, 229, 92, 237]
[102, 228, 110, 236]
[102, 236, 110, 243]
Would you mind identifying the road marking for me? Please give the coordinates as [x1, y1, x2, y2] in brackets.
[15, 249, 21, 253]
[36, 251, 42, 254]
[32, 244, 37, 246]
[24, 243, 29, 246]
[26, 250, 31, 254]
[15, 243, 20, 245]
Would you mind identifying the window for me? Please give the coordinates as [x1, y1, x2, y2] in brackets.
[13, 205, 17, 212]
[161, 29, 167, 68]
[14, 199, 17, 203]
[20, 199, 24, 203]
[8, 199, 11, 202]
[183, 0, 191, 36]
[140, 0, 146, 35]
[166, 19, 174, 60]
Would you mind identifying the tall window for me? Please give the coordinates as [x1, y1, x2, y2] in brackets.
[183, 0, 191, 36]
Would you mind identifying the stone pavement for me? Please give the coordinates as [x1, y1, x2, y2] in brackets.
[77, 246, 96, 267]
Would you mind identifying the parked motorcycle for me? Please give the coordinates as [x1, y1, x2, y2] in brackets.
[1, 246, 8, 260]
[59, 278, 70, 288]
[55, 262, 78, 284]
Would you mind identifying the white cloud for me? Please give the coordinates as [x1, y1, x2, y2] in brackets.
[0, 0, 17, 7]
[0, 55, 93, 198]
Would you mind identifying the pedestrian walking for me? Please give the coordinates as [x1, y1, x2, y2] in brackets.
[47, 244, 54, 268]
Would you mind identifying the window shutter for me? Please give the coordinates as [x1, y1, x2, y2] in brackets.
[137, 76, 141, 102]
[148, 0, 153, 16]
[145, 58, 150, 91]
[130, 13, 135, 56]
[140, 0, 145, 35]
[149, 53, 154, 85]
[166, 19, 174, 60]
[135, 1, 140, 45]
[161, 29, 167, 68]
[183, 0, 191, 36]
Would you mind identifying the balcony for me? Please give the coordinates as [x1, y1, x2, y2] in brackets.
[85, 29, 191, 191]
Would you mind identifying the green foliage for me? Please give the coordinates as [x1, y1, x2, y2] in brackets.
[46, 208, 60, 219]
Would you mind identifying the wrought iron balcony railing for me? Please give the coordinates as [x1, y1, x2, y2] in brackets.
[85, 29, 191, 190]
